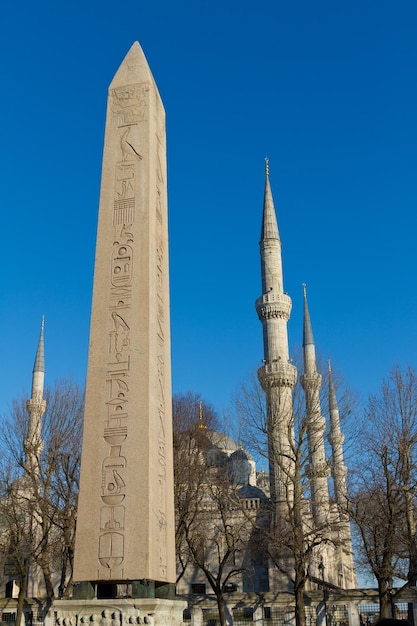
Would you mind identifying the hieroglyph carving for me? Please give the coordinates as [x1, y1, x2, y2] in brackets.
[112, 83, 149, 126]
[97, 81, 170, 580]
[97, 82, 149, 577]
[154, 122, 165, 224]
[155, 247, 167, 577]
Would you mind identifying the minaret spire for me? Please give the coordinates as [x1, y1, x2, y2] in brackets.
[302, 283, 314, 347]
[32, 315, 45, 387]
[327, 359, 357, 588]
[327, 359, 348, 511]
[25, 317, 46, 474]
[256, 161, 297, 517]
[260, 160, 281, 257]
[300, 287, 330, 526]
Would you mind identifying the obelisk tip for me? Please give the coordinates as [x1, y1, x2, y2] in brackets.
[110, 40, 152, 89]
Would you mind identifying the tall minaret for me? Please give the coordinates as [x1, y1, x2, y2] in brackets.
[256, 160, 297, 515]
[300, 286, 330, 527]
[327, 360, 356, 587]
[25, 317, 46, 475]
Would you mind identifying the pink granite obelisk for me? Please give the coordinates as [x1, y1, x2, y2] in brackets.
[73, 42, 176, 590]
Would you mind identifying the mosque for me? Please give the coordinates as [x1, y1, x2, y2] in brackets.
[1, 167, 393, 626]
[175, 163, 358, 621]
[0, 36, 411, 626]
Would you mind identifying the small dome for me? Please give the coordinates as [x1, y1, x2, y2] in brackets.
[231, 448, 249, 461]
[237, 484, 268, 501]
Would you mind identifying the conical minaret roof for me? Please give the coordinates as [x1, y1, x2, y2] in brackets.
[258, 160, 286, 298]
[328, 358, 338, 414]
[33, 315, 45, 373]
[26, 317, 47, 475]
[260, 159, 280, 242]
[302, 284, 315, 347]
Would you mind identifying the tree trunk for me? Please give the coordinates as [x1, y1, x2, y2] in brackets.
[294, 577, 306, 626]
[216, 592, 228, 626]
[407, 531, 417, 585]
[408, 604, 415, 626]
[404, 483, 417, 585]
[41, 559, 55, 599]
[58, 546, 74, 598]
[15, 571, 27, 626]
[377, 578, 390, 619]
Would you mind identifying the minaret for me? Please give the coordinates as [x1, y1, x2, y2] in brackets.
[256, 160, 297, 515]
[300, 286, 330, 527]
[327, 360, 357, 588]
[327, 360, 348, 512]
[25, 316, 46, 475]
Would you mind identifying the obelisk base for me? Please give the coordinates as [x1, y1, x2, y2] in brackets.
[50, 597, 187, 626]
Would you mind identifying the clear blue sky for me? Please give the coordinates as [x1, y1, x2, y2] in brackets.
[1, 0, 416, 421]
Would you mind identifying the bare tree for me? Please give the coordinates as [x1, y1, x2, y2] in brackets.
[0, 462, 39, 626]
[0, 379, 84, 611]
[350, 460, 404, 617]
[173, 392, 259, 626]
[234, 362, 356, 626]
[350, 365, 417, 617]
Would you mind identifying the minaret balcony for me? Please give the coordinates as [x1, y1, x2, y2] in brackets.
[306, 459, 331, 479]
[328, 432, 345, 447]
[255, 292, 292, 321]
[300, 372, 322, 392]
[26, 397, 47, 417]
[258, 360, 297, 389]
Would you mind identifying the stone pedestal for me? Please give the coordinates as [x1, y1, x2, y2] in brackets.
[51, 598, 187, 626]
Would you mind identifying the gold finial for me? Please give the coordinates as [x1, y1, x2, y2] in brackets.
[197, 401, 207, 430]
[264, 156, 269, 178]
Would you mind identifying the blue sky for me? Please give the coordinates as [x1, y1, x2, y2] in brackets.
[1, 0, 416, 423]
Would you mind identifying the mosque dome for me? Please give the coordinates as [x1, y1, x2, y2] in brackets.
[228, 449, 252, 486]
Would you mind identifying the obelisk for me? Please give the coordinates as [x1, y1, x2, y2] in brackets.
[73, 42, 176, 591]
